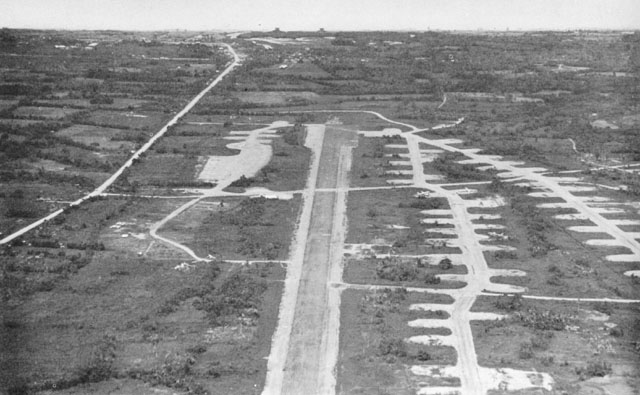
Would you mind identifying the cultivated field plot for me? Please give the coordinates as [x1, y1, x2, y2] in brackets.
[13, 106, 82, 120]
[56, 124, 137, 151]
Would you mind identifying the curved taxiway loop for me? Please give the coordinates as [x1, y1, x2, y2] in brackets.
[146, 121, 289, 259]
[0, 43, 241, 245]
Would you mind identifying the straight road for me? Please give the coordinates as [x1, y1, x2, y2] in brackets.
[0, 43, 240, 245]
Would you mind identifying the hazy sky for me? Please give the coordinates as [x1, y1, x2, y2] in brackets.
[2, 0, 639, 31]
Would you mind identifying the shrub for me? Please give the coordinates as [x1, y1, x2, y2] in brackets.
[423, 273, 441, 284]
[89, 95, 114, 104]
[518, 342, 534, 359]
[577, 360, 612, 379]
[229, 175, 255, 188]
[376, 258, 419, 282]
[400, 198, 446, 210]
[415, 350, 431, 361]
[494, 293, 524, 311]
[546, 272, 565, 286]
[530, 331, 554, 350]
[361, 288, 407, 315]
[196, 271, 267, 326]
[493, 250, 518, 260]
[378, 337, 407, 358]
[438, 257, 453, 270]
[76, 335, 117, 384]
[512, 308, 571, 331]
[609, 327, 624, 337]
[591, 302, 613, 316]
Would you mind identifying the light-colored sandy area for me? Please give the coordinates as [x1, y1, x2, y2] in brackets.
[480, 244, 518, 252]
[385, 152, 410, 158]
[528, 191, 558, 198]
[386, 179, 414, 185]
[464, 196, 506, 208]
[567, 225, 603, 232]
[468, 312, 506, 321]
[472, 223, 506, 230]
[408, 334, 457, 347]
[198, 121, 288, 184]
[582, 196, 613, 202]
[479, 367, 554, 392]
[408, 319, 453, 328]
[421, 209, 453, 217]
[420, 149, 445, 162]
[537, 202, 571, 209]
[451, 187, 477, 195]
[469, 213, 501, 221]
[385, 169, 413, 175]
[422, 218, 457, 225]
[358, 127, 402, 137]
[587, 206, 627, 214]
[491, 268, 527, 277]
[424, 228, 458, 235]
[410, 303, 455, 313]
[385, 143, 409, 149]
[386, 224, 410, 230]
[389, 160, 412, 166]
[562, 185, 598, 192]
[591, 119, 619, 129]
[402, 254, 464, 266]
[429, 138, 465, 145]
[610, 219, 640, 225]
[607, 253, 640, 262]
[411, 364, 460, 378]
[555, 213, 589, 220]
[624, 270, 640, 277]
[244, 187, 294, 200]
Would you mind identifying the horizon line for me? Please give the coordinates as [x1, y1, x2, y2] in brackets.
[3, 26, 639, 34]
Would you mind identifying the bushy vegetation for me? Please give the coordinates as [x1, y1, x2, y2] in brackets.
[576, 360, 613, 379]
[511, 308, 572, 331]
[490, 178, 556, 257]
[375, 257, 441, 284]
[196, 270, 268, 326]
[399, 197, 448, 210]
[432, 152, 494, 181]
[377, 337, 407, 359]
[494, 293, 524, 311]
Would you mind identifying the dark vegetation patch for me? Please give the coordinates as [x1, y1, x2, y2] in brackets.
[192, 196, 300, 260]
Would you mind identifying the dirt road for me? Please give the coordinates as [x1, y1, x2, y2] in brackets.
[263, 125, 357, 395]
[0, 43, 240, 245]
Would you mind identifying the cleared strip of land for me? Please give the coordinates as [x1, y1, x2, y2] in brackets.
[263, 125, 358, 395]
